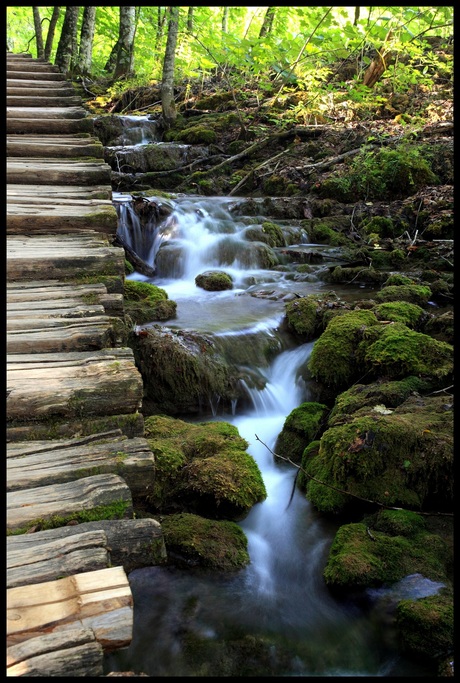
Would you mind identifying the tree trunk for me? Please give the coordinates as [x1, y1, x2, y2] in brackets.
[113, 6, 136, 79]
[363, 30, 394, 88]
[258, 7, 276, 38]
[32, 7, 44, 59]
[160, 6, 179, 129]
[44, 7, 61, 62]
[54, 6, 81, 75]
[222, 7, 229, 34]
[75, 6, 96, 76]
[186, 7, 194, 33]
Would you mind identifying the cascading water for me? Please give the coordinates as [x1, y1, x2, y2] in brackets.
[105, 195, 439, 677]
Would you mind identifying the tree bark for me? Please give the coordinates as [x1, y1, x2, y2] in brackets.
[32, 7, 45, 59]
[160, 6, 179, 129]
[75, 6, 96, 76]
[44, 7, 61, 62]
[113, 6, 136, 79]
[186, 6, 194, 33]
[54, 6, 81, 75]
[258, 7, 276, 38]
[363, 30, 394, 87]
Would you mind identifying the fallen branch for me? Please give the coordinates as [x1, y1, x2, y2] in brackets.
[113, 234, 156, 277]
[228, 148, 290, 196]
[255, 434, 453, 517]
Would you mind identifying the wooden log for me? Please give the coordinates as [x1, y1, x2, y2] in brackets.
[7, 85, 78, 97]
[7, 318, 115, 354]
[6, 348, 143, 423]
[7, 566, 133, 650]
[7, 183, 113, 200]
[7, 234, 125, 281]
[7, 530, 110, 588]
[7, 135, 104, 158]
[7, 518, 167, 585]
[7, 95, 83, 107]
[7, 411, 145, 442]
[7, 433, 155, 497]
[6, 70, 67, 80]
[7, 117, 95, 135]
[7, 106, 89, 120]
[7, 626, 104, 676]
[7, 202, 118, 235]
[7, 159, 111, 185]
[7, 473, 134, 533]
[7, 61, 62, 73]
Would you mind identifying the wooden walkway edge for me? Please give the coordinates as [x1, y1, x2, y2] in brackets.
[6, 52, 166, 676]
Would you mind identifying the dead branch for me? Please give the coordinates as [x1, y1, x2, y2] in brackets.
[113, 234, 157, 277]
[228, 148, 290, 196]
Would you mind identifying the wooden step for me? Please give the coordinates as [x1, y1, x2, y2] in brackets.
[7, 433, 155, 497]
[7, 233, 124, 280]
[7, 135, 103, 158]
[6, 347, 143, 423]
[7, 566, 133, 650]
[7, 518, 166, 589]
[7, 473, 134, 533]
[6, 69, 66, 80]
[7, 95, 83, 107]
[7, 85, 77, 96]
[7, 105, 89, 120]
[7, 183, 112, 200]
[7, 60, 62, 73]
[7, 117, 94, 134]
[7, 200, 117, 235]
[7, 158, 111, 185]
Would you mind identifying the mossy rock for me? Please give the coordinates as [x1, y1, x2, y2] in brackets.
[360, 216, 396, 238]
[275, 402, 328, 464]
[144, 415, 266, 520]
[130, 326, 236, 415]
[285, 292, 350, 340]
[375, 283, 432, 306]
[161, 512, 250, 570]
[260, 221, 286, 247]
[372, 301, 427, 328]
[422, 310, 454, 345]
[124, 279, 177, 323]
[195, 270, 233, 291]
[308, 309, 380, 389]
[304, 395, 453, 515]
[321, 265, 387, 286]
[323, 510, 451, 590]
[395, 588, 454, 667]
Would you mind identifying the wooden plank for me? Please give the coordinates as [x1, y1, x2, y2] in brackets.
[7, 95, 83, 107]
[7, 518, 167, 586]
[6, 70, 67, 80]
[7, 473, 134, 533]
[7, 412, 145, 443]
[7, 434, 155, 495]
[7, 77, 70, 87]
[7, 117, 95, 134]
[7, 61, 62, 73]
[7, 531, 110, 588]
[6, 318, 115, 354]
[7, 158, 111, 185]
[7, 106, 89, 120]
[6, 348, 143, 422]
[7, 183, 112, 200]
[7, 566, 133, 649]
[7, 85, 78, 97]
[7, 627, 104, 676]
[7, 136, 104, 158]
[7, 202, 118, 235]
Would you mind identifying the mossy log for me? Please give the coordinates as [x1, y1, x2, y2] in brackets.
[7, 566, 133, 650]
[7, 348, 143, 423]
[7, 473, 133, 533]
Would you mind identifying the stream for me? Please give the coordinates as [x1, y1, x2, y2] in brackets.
[103, 119, 438, 676]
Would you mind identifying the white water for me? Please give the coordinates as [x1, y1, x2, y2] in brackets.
[105, 195, 436, 677]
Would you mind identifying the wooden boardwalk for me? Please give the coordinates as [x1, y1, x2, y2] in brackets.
[6, 53, 166, 676]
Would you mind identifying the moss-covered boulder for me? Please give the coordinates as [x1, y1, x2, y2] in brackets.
[144, 415, 266, 520]
[304, 395, 453, 515]
[375, 283, 432, 306]
[284, 292, 350, 340]
[323, 509, 451, 589]
[124, 279, 177, 323]
[195, 270, 233, 291]
[423, 310, 454, 345]
[275, 402, 328, 464]
[129, 326, 238, 415]
[372, 301, 427, 329]
[161, 512, 250, 570]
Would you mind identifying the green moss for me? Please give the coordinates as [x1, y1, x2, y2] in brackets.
[372, 301, 426, 328]
[361, 216, 396, 238]
[375, 284, 432, 306]
[275, 402, 328, 464]
[285, 292, 349, 340]
[261, 221, 286, 247]
[161, 512, 250, 570]
[396, 589, 453, 664]
[195, 271, 233, 291]
[124, 279, 177, 323]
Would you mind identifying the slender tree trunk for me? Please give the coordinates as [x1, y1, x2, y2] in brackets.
[186, 7, 194, 33]
[104, 39, 120, 73]
[55, 6, 80, 75]
[222, 7, 229, 34]
[258, 7, 276, 38]
[75, 6, 96, 75]
[354, 7, 360, 26]
[44, 6, 60, 62]
[32, 7, 44, 59]
[113, 6, 136, 79]
[161, 6, 179, 129]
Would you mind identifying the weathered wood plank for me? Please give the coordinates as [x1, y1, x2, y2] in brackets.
[7, 473, 134, 533]
[7, 182, 112, 200]
[7, 319, 115, 354]
[7, 60, 63, 73]
[7, 135, 104, 158]
[6, 70, 67, 80]
[7, 95, 83, 107]
[7, 117, 95, 134]
[7, 158, 111, 185]
[7, 106, 89, 120]
[7, 566, 133, 649]
[7, 85, 78, 97]
[7, 518, 167, 586]
[7, 234, 124, 281]
[7, 434, 155, 495]
[7, 202, 118, 234]
[7, 627, 104, 676]
[7, 348, 143, 422]
[7, 531, 110, 588]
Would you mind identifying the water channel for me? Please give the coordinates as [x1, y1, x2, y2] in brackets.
[103, 119, 439, 676]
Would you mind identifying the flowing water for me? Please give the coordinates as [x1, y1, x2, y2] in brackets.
[104, 189, 439, 676]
